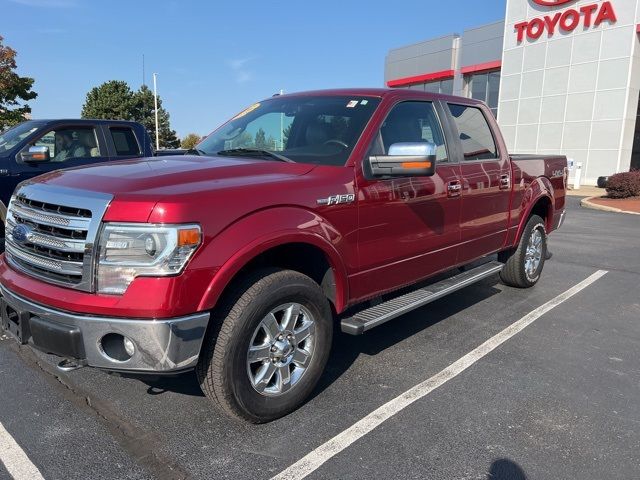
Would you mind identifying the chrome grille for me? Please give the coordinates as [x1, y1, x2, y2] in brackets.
[4, 184, 112, 292]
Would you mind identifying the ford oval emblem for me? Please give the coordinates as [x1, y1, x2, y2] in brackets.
[532, 0, 575, 6]
[11, 224, 31, 245]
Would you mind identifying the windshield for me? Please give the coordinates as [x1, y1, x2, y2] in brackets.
[197, 95, 381, 166]
[0, 121, 45, 154]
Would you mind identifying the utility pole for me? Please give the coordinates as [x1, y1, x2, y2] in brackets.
[280, 89, 284, 150]
[152, 73, 160, 151]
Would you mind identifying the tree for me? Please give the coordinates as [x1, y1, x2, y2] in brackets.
[81, 80, 135, 121]
[282, 123, 292, 148]
[131, 85, 179, 148]
[233, 131, 253, 148]
[254, 128, 267, 149]
[181, 133, 201, 150]
[81, 81, 180, 149]
[0, 35, 37, 131]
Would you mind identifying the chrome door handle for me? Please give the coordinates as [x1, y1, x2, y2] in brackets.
[447, 181, 462, 197]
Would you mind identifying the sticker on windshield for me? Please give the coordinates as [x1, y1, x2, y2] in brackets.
[360, 99, 369, 105]
[233, 103, 261, 119]
[346, 100, 359, 108]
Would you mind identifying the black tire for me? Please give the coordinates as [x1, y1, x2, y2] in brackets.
[196, 268, 333, 423]
[499, 215, 547, 288]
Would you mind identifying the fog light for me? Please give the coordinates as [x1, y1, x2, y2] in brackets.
[100, 333, 134, 362]
[123, 337, 135, 356]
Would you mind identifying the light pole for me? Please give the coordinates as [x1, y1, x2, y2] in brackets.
[279, 89, 284, 150]
[152, 73, 160, 151]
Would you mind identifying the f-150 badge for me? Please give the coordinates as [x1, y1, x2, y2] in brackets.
[317, 194, 356, 206]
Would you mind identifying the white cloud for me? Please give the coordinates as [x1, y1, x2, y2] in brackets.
[229, 58, 251, 70]
[228, 57, 255, 84]
[236, 71, 252, 83]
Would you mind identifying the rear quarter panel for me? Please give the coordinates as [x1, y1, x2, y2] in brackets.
[506, 155, 567, 247]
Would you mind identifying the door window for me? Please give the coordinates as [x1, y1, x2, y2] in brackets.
[31, 127, 100, 162]
[447, 104, 497, 161]
[371, 101, 448, 163]
[110, 127, 141, 156]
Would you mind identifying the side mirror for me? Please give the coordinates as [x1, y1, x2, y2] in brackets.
[368, 142, 436, 177]
[21, 146, 50, 163]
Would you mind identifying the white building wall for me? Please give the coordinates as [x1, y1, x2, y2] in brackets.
[498, 0, 640, 185]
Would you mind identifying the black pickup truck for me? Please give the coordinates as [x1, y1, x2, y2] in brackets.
[0, 119, 154, 244]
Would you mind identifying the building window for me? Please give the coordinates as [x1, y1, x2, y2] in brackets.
[404, 79, 453, 95]
[466, 71, 500, 117]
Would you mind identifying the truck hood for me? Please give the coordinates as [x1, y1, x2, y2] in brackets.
[30, 155, 316, 222]
[35, 155, 315, 195]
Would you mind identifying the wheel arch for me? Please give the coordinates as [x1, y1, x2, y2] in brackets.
[196, 215, 351, 316]
[515, 178, 554, 243]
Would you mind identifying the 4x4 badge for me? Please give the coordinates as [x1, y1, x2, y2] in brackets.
[317, 194, 355, 206]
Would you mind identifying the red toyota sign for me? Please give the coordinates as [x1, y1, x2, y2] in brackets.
[532, 0, 575, 6]
[515, 1, 617, 42]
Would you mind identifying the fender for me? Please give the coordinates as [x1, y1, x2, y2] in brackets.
[513, 177, 554, 245]
[193, 206, 351, 314]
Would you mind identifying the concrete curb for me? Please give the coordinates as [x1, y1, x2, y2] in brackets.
[580, 196, 640, 215]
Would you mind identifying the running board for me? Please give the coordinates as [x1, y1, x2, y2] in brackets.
[341, 261, 504, 335]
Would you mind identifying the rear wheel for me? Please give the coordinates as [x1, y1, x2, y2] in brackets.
[197, 268, 333, 423]
[499, 215, 547, 288]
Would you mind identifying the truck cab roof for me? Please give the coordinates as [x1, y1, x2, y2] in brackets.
[278, 88, 488, 106]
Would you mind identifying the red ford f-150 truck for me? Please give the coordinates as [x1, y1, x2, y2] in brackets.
[0, 89, 566, 422]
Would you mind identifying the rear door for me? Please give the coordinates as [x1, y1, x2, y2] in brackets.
[444, 103, 511, 263]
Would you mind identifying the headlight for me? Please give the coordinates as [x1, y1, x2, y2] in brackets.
[97, 223, 201, 295]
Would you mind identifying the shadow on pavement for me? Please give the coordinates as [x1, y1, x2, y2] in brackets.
[311, 277, 502, 400]
[488, 458, 527, 479]
[117, 370, 205, 397]
[123, 276, 502, 400]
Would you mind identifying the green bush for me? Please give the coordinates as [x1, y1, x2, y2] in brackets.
[605, 170, 640, 199]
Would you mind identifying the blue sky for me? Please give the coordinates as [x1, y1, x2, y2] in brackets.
[2, 0, 507, 138]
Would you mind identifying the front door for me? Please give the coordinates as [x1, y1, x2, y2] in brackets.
[352, 100, 462, 302]
[13, 124, 106, 185]
[445, 103, 511, 263]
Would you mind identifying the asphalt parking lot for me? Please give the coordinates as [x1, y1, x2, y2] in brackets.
[1, 195, 639, 480]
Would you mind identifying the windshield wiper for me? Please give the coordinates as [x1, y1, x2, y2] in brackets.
[216, 148, 294, 163]
[185, 148, 209, 156]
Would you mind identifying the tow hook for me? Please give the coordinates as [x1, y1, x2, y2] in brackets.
[57, 358, 87, 372]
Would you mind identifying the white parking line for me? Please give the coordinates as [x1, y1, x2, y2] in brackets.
[0, 421, 45, 480]
[272, 270, 608, 480]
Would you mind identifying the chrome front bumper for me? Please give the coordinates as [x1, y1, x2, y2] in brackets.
[0, 284, 209, 373]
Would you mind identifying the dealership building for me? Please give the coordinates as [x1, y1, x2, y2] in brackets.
[384, 0, 640, 185]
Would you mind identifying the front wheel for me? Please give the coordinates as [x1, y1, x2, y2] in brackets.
[499, 215, 547, 288]
[197, 268, 333, 423]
